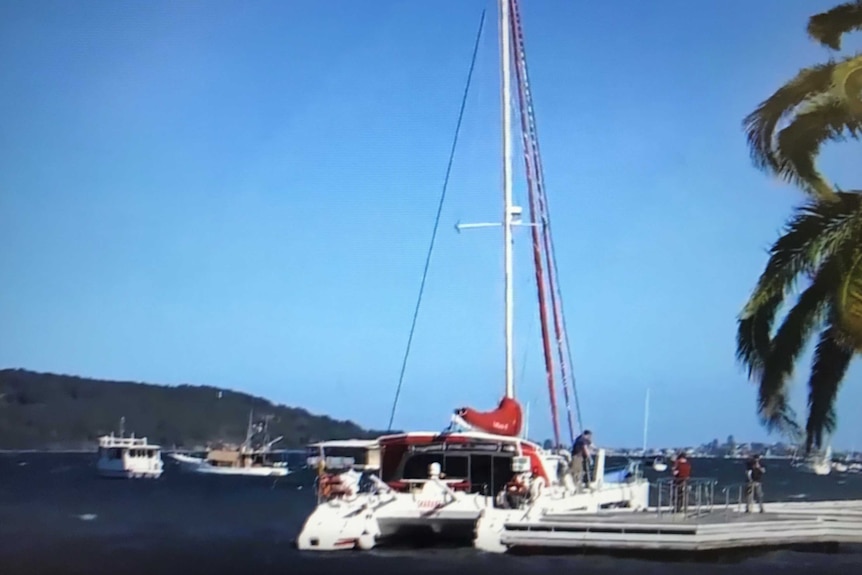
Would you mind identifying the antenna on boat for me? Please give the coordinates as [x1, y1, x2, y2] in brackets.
[119, 416, 125, 438]
[523, 401, 530, 439]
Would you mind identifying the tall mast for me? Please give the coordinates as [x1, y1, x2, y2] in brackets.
[500, 0, 515, 400]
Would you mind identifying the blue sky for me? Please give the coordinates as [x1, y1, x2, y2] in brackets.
[1, 0, 860, 449]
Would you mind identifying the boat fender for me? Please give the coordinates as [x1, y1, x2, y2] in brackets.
[357, 533, 375, 551]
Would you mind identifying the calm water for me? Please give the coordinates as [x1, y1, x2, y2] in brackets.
[1, 453, 861, 574]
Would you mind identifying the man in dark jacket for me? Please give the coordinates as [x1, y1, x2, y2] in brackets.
[570, 430, 593, 490]
[745, 454, 766, 513]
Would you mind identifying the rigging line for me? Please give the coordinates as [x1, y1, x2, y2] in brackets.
[386, 9, 487, 432]
[509, 0, 566, 447]
[508, 0, 583, 436]
[508, 11, 560, 449]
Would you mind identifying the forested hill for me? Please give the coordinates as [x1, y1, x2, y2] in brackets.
[0, 369, 386, 450]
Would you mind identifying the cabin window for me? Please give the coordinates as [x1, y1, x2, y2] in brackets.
[465, 454, 514, 495]
[109, 448, 122, 460]
[443, 455, 468, 480]
[401, 453, 444, 479]
[469, 454, 492, 494]
[146, 450, 154, 458]
[492, 455, 515, 495]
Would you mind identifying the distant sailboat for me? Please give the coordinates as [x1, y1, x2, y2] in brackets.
[643, 388, 667, 472]
[796, 444, 832, 476]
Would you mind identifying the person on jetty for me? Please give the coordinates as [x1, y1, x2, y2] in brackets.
[570, 430, 593, 490]
[671, 451, 691, 513]
[745, 453, 766, 513]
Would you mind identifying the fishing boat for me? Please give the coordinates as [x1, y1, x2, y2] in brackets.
[296, 0, 648, 553]
[170, 411, 290, 477]
[96, 417, 164, 479]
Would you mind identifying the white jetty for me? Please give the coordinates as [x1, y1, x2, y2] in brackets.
[475, 478, 862, 554]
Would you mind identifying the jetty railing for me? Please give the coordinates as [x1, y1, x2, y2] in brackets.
[721, 481, 753, 514]
[654, 477, 716, 519]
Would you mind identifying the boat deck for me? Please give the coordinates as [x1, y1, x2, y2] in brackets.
[500, 500, 862, 552]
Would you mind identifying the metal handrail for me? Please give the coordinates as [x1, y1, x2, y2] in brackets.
[654, 477, 716, 519]
[720, 482, 750, 514]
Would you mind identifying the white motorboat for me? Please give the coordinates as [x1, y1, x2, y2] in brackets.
[96, 418, 163, 479]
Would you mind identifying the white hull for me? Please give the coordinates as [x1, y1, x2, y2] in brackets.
[297, 449, 649, 552]
[97, 466, 163, 479]
[96, 431, 163, 479]
[169, 453, 290, 477]
[808, 462, 832, 476]
[297, 479, 649, 552]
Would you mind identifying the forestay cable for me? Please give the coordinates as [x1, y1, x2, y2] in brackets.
[386, 9, 487, 431]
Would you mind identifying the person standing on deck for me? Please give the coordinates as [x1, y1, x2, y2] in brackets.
[745, 453, 766, 513]
[671, 451, 691, 513]
[570, 430, 593, 490]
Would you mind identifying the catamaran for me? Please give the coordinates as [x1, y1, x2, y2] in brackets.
[296, 0, 648, 553]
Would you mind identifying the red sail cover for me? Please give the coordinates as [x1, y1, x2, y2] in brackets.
[454, 397, 523, 437]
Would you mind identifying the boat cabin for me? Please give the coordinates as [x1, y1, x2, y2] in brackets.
[377, 431, 553, 497]
[97, 434, 161, 462]
[306, 439, 381, 473]
[206, 448, 280, 469]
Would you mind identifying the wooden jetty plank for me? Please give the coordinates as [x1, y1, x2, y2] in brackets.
[496, 499, 862, 553]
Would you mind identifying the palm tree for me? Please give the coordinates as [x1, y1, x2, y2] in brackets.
[737, 1, 862, 452]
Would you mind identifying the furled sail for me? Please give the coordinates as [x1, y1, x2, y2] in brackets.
[453, 396, 523, 437]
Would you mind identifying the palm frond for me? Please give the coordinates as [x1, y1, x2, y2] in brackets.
[741, 192, 862, 315]
[834, 53, 862, 116]
[743, 63, 835, 176]
[775, 98, 862, 197]
[837, 250, 862, 346]
[737, 294, 783, 378]
[757, 261, 836, 429]
[804, 322, 854, 452]
[807, 0, 862, 50]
